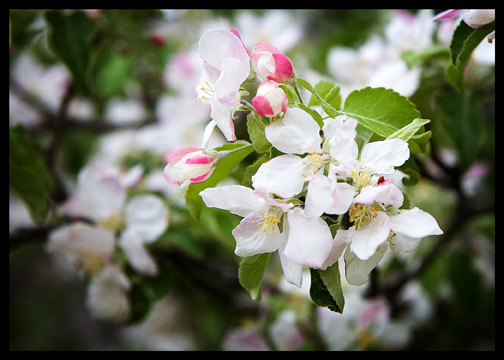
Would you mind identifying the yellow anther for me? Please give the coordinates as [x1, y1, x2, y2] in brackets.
[301, 152, 329, 178]
[349, 203, 381, 229]
[351, 167, 373, 188]
[253, 208, 282, 235]
[197, 82, 215, 101]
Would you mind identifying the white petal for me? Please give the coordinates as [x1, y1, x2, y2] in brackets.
[252, 154, 306, 198]
[278, 251, 304, 288]
[360, 139, 410, 175]
[124, 194, 169, 243]
[388, 233, 421, 255]
[304, 174, 333, 218]
[119, 230, 158, 275]
[265, 107, 322, 154]
[232, 212, 283, 257]
[353, 183, 404, 208]
[283, 208, 333, 268]
[200, 185, 267, 217]
[344, 243, 388, 286]
[209, 97, 236, 141]
[215, 57, 249, 107]
[321, 229, 352, 270]
[389, 207, 443, 238]
[350, 212, 390, 260]
[198, 29, 250, 73]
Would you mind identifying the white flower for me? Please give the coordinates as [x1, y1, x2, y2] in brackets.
[85, 264, 131, 322]
[200, 185, 334, 287]
[342, 182, 443, 285]
[252, 107, 328, 198]
[47, 222, 115, 273]
[196, 29, 251, 141]
[118, 194, 169, 275]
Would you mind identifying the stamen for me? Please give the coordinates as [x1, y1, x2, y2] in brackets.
[301, 152, 329, 179]
[198, 82, 215, 101]
[252, 208, 282, 235]
[351, 166, 373, 188]
[349, 203, 380, 229]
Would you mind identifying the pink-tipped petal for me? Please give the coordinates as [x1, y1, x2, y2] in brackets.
[252, 96, 275, 117]
[164, 146, 202, 163]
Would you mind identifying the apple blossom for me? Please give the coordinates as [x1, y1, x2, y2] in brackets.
[199, 185, 334, 287]
[251, 42, 294, 83]
[251, 80, 288, 117]
[118, 194, 169, 275]
[340, 181, 443, 284]
[163, 145, 217, 188]
[252, 107, 328, 198]
[47, 221, 115, 273]
[196, 28, 251, 141]
[433, 9, 495, 28]
[85, 264, 131, 322]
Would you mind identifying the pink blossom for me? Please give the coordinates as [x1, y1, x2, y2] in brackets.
[252, 42, 294, 83]
[251, 80, 288, 117]
[163, 145, 216, 188]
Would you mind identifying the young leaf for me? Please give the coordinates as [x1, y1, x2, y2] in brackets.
[247, 111, 272, 153]
[309, 261, 344, 313]
[342, 87, 421, 138]
[296, 77, 339, 118]
[307, 80, 342, 110]
[386, 118, 430, 142]
[238, 253, 271, 301]
[185, 142, 254, 219]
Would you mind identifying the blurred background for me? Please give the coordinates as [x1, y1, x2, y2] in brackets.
[10, 9, 494, 350]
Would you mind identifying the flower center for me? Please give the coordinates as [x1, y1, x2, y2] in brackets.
[252, 208, 282, 235]
[351, 165, 373, 188]
[349, 203, 380, 229]
[301, 152, 330, 178]
[198, 81, 215, 101]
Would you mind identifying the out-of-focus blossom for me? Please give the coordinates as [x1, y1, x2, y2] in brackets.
[85, 264, 131, 322]
[222, 329, 270, 351]
[119, 194, 169, 275]
[328, 10, 435, 98]
[269, 310, 304, 351]
[234, 10, 303, 54]
[47, 222, 115, 273]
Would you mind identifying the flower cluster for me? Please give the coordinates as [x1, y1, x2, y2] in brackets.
[164, 28, 443, 291]
[47, 161, 169, 321]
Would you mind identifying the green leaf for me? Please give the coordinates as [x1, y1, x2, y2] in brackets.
[309, 261, 344, 313]
[185, 142, 254, 219]
[296, 77, 339, 118]
[247, 111, 272, 153]
[307, 80, 342, 110]
[386, 118, 430, 142]
[44, 10, 97, 93]
[342, 87, 422, 138]
[238, 253, 271, 301]
[447, 20, 495, 91]
[9, 125, 53, 224]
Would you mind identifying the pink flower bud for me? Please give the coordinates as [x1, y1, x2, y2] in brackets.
[252, 43, 293, 83]
[163, 146, 216, 188]
[252, 80, 288, 117]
